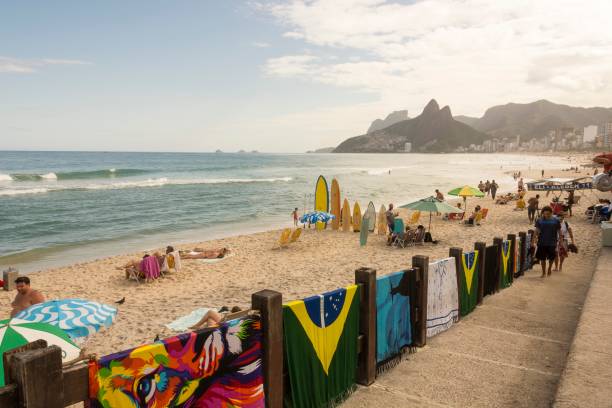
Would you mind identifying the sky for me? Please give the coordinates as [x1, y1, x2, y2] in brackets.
[1, 0, 612, 153]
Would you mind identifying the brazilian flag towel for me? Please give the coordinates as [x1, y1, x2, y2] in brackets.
[283, 285, 360, 408]
[500, 240, 512, 289]
[459, 251, 479, 316]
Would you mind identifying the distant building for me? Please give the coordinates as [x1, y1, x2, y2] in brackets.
[404, 142, 412, 152]
[584, 125, 597, 143]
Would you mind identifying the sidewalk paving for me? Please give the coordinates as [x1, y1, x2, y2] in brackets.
[346, 233, 600, 407]
[554, 247, 612, 408]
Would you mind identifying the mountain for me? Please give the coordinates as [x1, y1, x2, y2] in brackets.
[454, 100, 612, 140]
[367, 110, 409, 133]
[334, 99, 487, 153]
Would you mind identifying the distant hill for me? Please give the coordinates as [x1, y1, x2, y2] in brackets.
[454, 100, 612, 140]
[334, 99, 487, 153]
[367, 110, 409, 133]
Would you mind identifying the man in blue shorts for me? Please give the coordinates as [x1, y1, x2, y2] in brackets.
[532, 206, 561, 278]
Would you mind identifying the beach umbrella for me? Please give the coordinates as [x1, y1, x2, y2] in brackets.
[0, 318, 80, 385]
[447, 185, 484, 211]
[400, 196, 464, 230]
[15, 298, 117, 342]
[299, 211, 336, 225]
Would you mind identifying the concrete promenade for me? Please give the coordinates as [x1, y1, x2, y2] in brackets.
[347, 223, 603, 407]
[554, 246, 612, 408]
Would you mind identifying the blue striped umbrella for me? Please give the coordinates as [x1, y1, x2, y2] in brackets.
[14, 299, 117, 341]
[299, 211, 336, 224]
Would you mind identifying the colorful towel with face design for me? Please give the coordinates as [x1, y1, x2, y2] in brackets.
[500, 240, 512, 289]
[89, 316, 264, 407]
[459, 251, 479, 317]
[427, 258, 459, 338]
[283, 285, 359, 408]
[376, 271, 412, 369]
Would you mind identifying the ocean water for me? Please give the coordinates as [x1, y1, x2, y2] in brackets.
[0, 151, 570, 273]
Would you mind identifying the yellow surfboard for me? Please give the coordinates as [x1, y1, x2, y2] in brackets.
[353, 201, 362, 232]
[377, 204, 387, 235]
[314, 175, 329, 212]
[314, 175, 329, 230]
[342, 199, 351, 232]
[330, 179, 340, 230]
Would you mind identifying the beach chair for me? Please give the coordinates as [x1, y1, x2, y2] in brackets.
[289, 228, 302, 243]
[448, 212, 464, 221]
[392, 218, 406, 248]
[412, 229, 425, 245]
[126, 266, 141, 284]
[274, 228, 292, 249]
[481, 208, 489, 220]
[409, 211, 421, 224]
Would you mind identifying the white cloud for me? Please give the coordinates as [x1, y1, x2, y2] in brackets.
[260, 0, 612, 117]
[252, 41, 271, 48]
[0, 56, 91, 74]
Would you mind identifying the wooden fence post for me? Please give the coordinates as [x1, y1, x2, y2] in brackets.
[354, 267, 376, 386]
[493, 237, 503, 292]
[508, 234, 516, 282]
[449, 247, 463, 321]
[474, 242, 487, 305]
[9, 346, 64, 408]
[252, 290, 283, 408]
[411, 255, 429, 347]
[518, 231, 527, 277]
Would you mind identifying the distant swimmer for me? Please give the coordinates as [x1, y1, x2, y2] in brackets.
[388, 169, 391, 175]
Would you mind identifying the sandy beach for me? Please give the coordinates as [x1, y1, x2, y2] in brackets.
[1, 159, 604, 359]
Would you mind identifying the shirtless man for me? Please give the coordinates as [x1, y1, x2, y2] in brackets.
[10, 277, 45, 317]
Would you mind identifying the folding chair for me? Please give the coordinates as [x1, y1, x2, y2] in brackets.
[392, 218, 406, 248]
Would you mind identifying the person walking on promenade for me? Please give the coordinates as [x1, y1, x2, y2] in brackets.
[533, 206, 562, 278]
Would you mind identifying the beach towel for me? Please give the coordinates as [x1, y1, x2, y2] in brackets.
[500, 240, 512, 289]
[165, 307, 212, 332]
[89, 316, 264, 407]
[524, 233, 532, 270]
[427, 258, 459, 338]
[283, 285, 359, 407]
[376, 271, 411, 371]
[459, 251, 479, 317]
[161, 251, 182, 273]
[514, 237, 521, 276]
[484, 245, 499, 296]
[139, 256, 160, 280]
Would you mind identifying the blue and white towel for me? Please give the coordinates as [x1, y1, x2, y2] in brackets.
[165, 307, 214, 331]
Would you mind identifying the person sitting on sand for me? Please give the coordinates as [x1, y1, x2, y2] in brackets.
[181, 247, 231, 259]
[465, 205, 482, 225]
[189, 306, 242, 330]
[515, 197, 526, 210]
[11, 276, 45, 317]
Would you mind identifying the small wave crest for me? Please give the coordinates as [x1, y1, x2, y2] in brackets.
[0, 176, 292, 196]
[0, 188, 50, 196]
[8, 168, 149, 181]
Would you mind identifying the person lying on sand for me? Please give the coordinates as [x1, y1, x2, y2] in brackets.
[189, 306, 242, 330]
[180, 247, 231, 259]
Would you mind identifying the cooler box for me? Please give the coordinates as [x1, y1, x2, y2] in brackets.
[602, 222, 612, 247]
